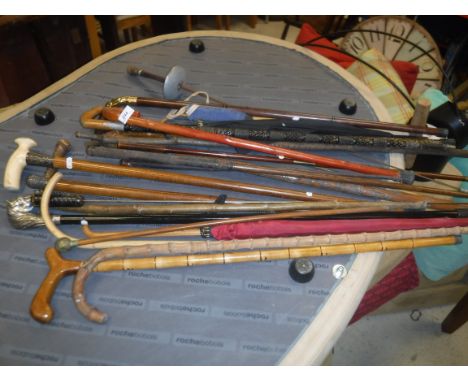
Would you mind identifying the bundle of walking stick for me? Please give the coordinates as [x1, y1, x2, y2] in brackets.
[5, 76, 468, 324]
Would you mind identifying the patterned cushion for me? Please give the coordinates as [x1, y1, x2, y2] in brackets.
[346, 48, 414, 124]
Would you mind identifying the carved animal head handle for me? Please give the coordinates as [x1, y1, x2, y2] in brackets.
[3, 137, 37, 191]
[30, 247, 81, 323]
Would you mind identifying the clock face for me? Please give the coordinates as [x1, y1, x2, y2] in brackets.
[340, 16, 444, 98]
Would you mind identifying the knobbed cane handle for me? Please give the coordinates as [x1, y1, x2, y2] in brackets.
[44, 139, 72, 180]
[30, 248, 81, 323]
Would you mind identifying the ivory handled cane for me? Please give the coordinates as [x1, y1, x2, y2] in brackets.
[5, 137, 348, 203]
[22, 151, 348, 203]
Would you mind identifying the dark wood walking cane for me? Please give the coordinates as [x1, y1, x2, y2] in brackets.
[77, 130, 468, 183]
[10, 142, 349, 202]
[100, 107, 414, 182]
[106, 91, 448, 138]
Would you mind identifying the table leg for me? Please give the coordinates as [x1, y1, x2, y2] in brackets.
[441, 292, 468, 334]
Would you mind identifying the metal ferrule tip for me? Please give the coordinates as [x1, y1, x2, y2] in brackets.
[55, 237, 78, 252]
[105, 96, 138, 108]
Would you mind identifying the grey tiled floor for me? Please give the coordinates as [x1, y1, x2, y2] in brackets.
[332, 305, 468, 365]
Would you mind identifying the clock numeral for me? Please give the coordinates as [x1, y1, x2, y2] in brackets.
[420, 60, 435, 73]
[389, 23, 407, 44]
[349, 35, 366, 55]
[409, 37, 425, 52]
[424, 82, 435, 89]
[368, 27, 382, 43]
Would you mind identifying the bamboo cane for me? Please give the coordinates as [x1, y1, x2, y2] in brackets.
[73, 235, 458, 323]
[31, 225, 468, 324]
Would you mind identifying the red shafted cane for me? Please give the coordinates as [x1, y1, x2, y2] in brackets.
[101, 107, 410, 181]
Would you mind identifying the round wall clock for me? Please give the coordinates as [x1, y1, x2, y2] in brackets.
[340, 15, 444, 98]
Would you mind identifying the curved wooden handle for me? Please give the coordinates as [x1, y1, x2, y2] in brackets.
[30, 248, 81, 323]
[44, 139, 72, 180]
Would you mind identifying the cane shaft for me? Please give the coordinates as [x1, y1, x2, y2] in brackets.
[27, 175, 227, 202]
[75, 205, 425, 247]
[95, 235, 460, 272]
[77, 131, 468, 183]
[131, 97, 447, 137]
[117, 142, 296, 164]
[60, 200, 409, 216]
[415, 171, 468, 182]
[87, 145, 409, 201]
[104, 144, 465, 200]
[199, 125, 454, 152]
[51, 157, 343, 202]
[101, 107, 404, 179]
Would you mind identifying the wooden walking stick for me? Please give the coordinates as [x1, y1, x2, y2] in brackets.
[105, 90, 448, 137]
[26, 175, 245, 203]
[87, 145, 419, 202]
[88, 144, 468, 200]
[100, 107, 414, 182]
[74, 235, 460, 323]
[77, 130, 468, 183]
[6, 137, 348, 202]
[39, 173, 426, 250]
[79, 215, 468, 239]
[30, 227, 466, 324]
[194, 124, 465, 157]
[87, 145, 442, 202]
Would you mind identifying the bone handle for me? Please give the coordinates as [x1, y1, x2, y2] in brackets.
[3, 137, 37, 191]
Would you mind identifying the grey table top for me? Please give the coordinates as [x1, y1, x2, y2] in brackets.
[0, 32, 391, 365]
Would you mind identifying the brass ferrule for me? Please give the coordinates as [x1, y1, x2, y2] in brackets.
[105, 96, 138, 108]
